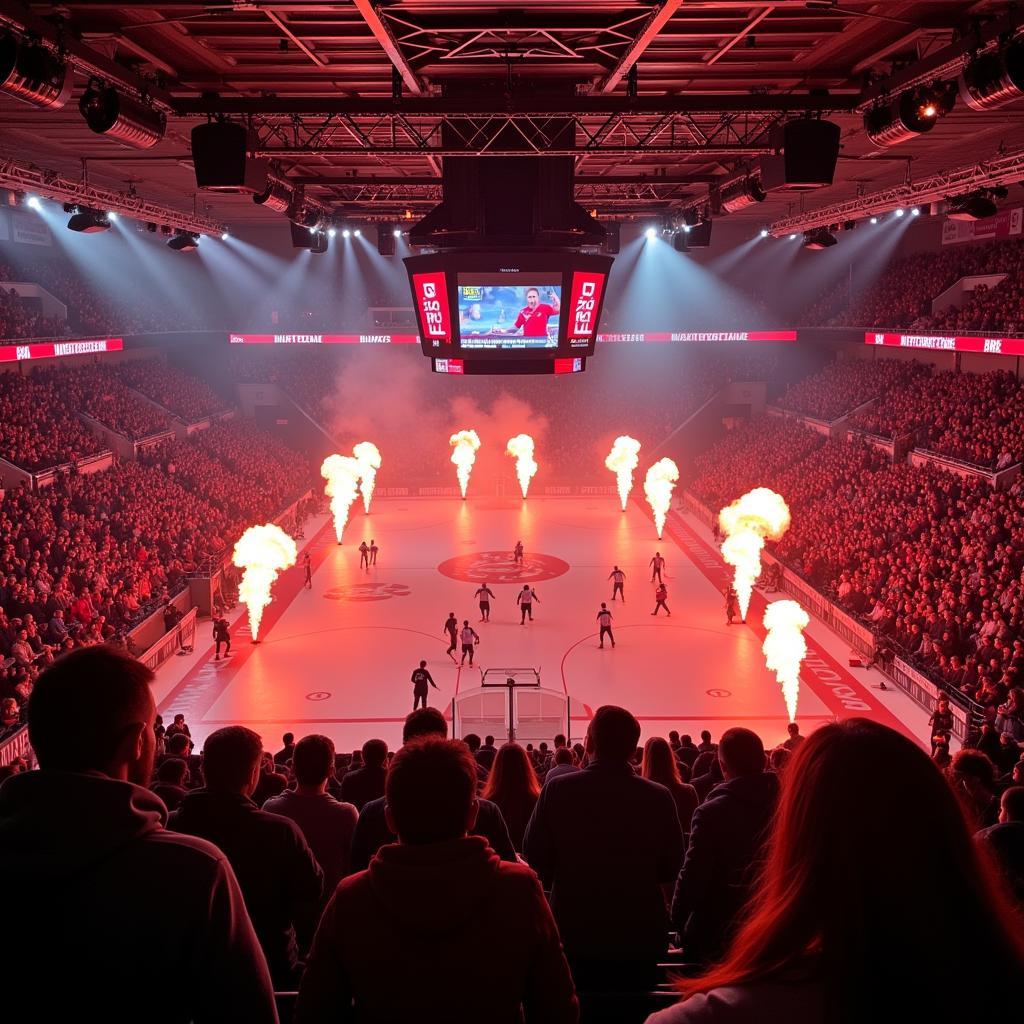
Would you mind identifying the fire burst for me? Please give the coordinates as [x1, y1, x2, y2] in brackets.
[353, 441, 382, 514]
[605, 436, 642, 511]
[763, 599, 809, 723]
[719, 487, 791, 620]
[449, 429, 481, 498]
[233, 524, 297, 642]
[506, 434, 538, 498]
[644, 458, 679, 538]
[321, 454, 363, 543]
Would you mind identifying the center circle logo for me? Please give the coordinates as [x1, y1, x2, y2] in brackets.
[324, 583, 411, 602]
[438, 551, 569, 584]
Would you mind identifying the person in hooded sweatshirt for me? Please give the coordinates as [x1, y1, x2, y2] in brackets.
[295, 737, 579, 1023]
[0, 645, 277, 1023]
[168, 724, 325, 988]
[670, 727, 780, 964]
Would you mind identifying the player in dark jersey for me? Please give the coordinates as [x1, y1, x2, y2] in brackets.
[725, 586, 740, 625]
[303, 552, 312, 590]
[608, 566, 626, 602]
[511, 287, 560, 338]
[474, 584, 496, 622]
[358, 541, 370, 571]
[369, 539, 379, 565]
[513, 540, 524, 565]
[411, 660, 437, 711]
[213, 615, 231, 660]
[596, 603, 615, 649]
[443, 612, 459, 662]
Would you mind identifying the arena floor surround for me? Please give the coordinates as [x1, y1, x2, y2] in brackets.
[151, 497, 932, 752]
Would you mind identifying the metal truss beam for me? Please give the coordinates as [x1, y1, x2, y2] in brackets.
[0, 158, 225, 236]
[590, 1, 683, 94]
[292, 173, 721, 186]
[769, 146, 1024, 235]
[352, 0, 430, 95]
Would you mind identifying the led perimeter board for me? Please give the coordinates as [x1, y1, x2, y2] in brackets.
[405, 251, 612, 372]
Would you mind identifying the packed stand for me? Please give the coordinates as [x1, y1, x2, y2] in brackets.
[3, 645, 1022, 1022]
[0, 370, 107, 471]
[114, 358, 228, 422]
[775, 357, 930, 420]
[0, 284, 68, 340]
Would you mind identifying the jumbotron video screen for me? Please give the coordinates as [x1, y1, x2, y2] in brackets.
[458, 277, 562, 349]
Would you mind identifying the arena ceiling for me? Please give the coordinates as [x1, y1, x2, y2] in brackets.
[1, 1, 1024, 229]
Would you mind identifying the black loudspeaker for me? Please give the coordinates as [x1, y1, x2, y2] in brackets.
[602, 221, 620, 254]
[289, 221, 316, 248]
[673, 231, 688, 252]
[686, 220, 713, 248]
[309, 232, 328, 255]
[377, 226, 396, 257]
[191, 121, 268, 193]
[757, 119, 841, 193]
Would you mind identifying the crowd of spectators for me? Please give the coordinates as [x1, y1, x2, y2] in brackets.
[2, 647, 1021, 1021]
[0, 285, 67, 340]
[775, 357, 930, 420]
[114, 359, 228, 423]
[851, 368, 1024, 468]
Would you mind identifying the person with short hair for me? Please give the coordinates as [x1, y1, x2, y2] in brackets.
[474, 583, 496, 622]
[0, 646, 276, 1022]
[348, 708, 516, 872]
[597, 602, 615, 649]
[411, 659, 437, 710]
[263, 734, 358, 892]
[652, 582, 671, 616]
[783, 722, 804, 751]
[151, 755, 189, 811]
[443, 612, 459, 662]
[976, 785, 1024, 904]
[296, 738, 578, 1024]
[475, 733, 498, 771]
[524, 705, 684, 990]
[517, 584, 540, 623]
[169, 725, 325, 986]
[671, 728, 779, 963]
[275, 732, 296, 768]
[340, 738, 388, 810]
[608, 565, 626, 602]
[650, 551, 666, 584]
[459, 619, 480, 666]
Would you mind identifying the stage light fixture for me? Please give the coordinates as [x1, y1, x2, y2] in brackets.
[79, 82, 166, 150]
[327, 227, 336, 237]
[354, 228, 362, 237]
[393, 229, 401, 238]
[253, 176, 294, 214]
[870, 216, 879, 224]
[720, 176, 766, 214]
[26, 195, 40, 211]
[167, 231, 199, 252]
[310, 232, 328, 255]
[67, 209, 111, 233]
[342, 228, 351, 239]
[759, 228, 769, 238]
[911, 207, 920, 216]
[864, 85, 951, 148]
[895, 207, 905, 217]
[959, 39, 1024, 111]
[220, 231, 229, 240]
[802, 227, 837, 250]
[0, 30, 73, 110]
[108, 211, 118, 221]
[789, 233, 798, 240]
[644, 226, 657, 239]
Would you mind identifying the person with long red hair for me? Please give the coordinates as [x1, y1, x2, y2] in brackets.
[483, 742, 541, 853]
[647, 719, 1024, 1023]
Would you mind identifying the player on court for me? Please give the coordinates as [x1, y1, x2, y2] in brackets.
[443, 612, 459, 662]
[459, 620, 480, 667]
[597, 603, 615, 649]
[608, 565, 626, 602]
[475, 584, 496, 622]
[725, 586, 741, 625]
[517, 585, 540, 623]
[411, 660, 437, 711]
[652, 582, 671, 616]
[369, 539, 379, 565]
[303, 552, 312, 590]
[513, 540, 524, 565]
[650, 552, 666, 583]
[213, 615, 232, 661]
[358, 541, 370, 571]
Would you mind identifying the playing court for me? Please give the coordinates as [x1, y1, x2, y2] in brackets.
[153, 496, 929, 753]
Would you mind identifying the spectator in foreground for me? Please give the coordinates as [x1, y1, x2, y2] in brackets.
[150, 755, 190, 812]
[647, 720, 1024, 1023]
[348, 708, 516, 871]
[544, 744, 579, 786]
[523, 705, 684, 991]
[976, 785, 1024, 905]
[642, 736, 699, 835]
[0, 646, 276, 1021]
[671, 728, 779, 963]
[296, 737, 578, 1023]
[169, 725, 324, 986]
[482, 742, 541, 852]
[339, 737, 388, 810]
[263, 734, 358, 892]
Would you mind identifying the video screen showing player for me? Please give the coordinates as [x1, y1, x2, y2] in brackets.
[458, 283, 562, 348]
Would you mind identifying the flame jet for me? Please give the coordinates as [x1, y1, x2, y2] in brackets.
[449, 430, 482, 498]
[506, 434, 538, 498]
[321, 454, 363, 543]
[763, 599, 810, 723]
[233, 524, 297, 642]
[719, 488, 791, 619]
[353, 441, 382, 514]
[644, 458, 679, 538]
[605, 436, 642, 511]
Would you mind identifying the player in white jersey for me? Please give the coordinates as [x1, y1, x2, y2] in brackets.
[608, 566, 626, 602]
[650, 551, 666, 583]
[596, 603, 615, 649]
[474, 584, 496, 622]
[459, 620, 480, 666]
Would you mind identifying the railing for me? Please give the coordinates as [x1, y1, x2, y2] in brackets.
[138, 607, 199, 672]
[886, 654, 982, 742]
[0, 725, 31, 767]
[911, 447, 1022, 489]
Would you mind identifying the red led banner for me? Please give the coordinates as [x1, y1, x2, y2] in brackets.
[865, 331, 1024, 356]
[228, 333, 418, 345]
[597, 330, 797, 343]
[0, 337, 124, 363]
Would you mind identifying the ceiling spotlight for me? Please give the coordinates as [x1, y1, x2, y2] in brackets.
[959, 39, 1024, 112]
[802, 227, 837, 250]
[393, 228, 401, 237]
[870, 216, 879, 224]
[682, 224, 692, 233]
[789, 233, 798, 240]
[895, 207, 905, 217]
[0, 30, 73, 110]
[26, 195, 41, 211]
[864, 85, 952, 148]
[911, 207, 920, 216]
[220, 231, 229, 240]
[327, 227, 336, 238]
[167, 231, 199, 252]
[759, 228, 769, 238]
[720, 176, 767, 214]
[644, 226, 657, 239]
[253, 176, 294, 214]
[108, 211, 118, 221]
[342, 228, 351, 238]
[354, 228, 362, 237]
[67, 209, 111, 233]
[79, 82, 166, 150]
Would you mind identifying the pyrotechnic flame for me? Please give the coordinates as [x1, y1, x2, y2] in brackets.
[643, 458, 679, 538]
[232, 524, 297, 641]
[763, 599, 809, 723]
[506, 434, 538, 498]
[718, 487, 791, 619]
[353, 441, 382, 514]
[449, 429, 481, 498]
[605, 436, 642, 511]
[321, 454, 363, 543]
